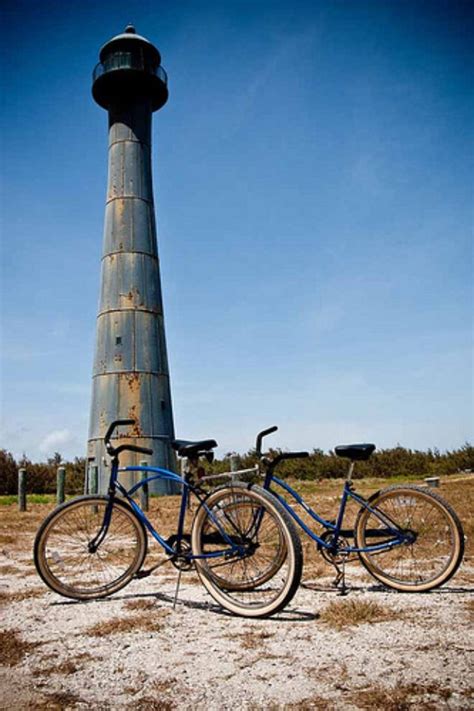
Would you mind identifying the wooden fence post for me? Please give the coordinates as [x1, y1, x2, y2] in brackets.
[57, 465, 66, 506]
[18, 468, 27, 512]
[90, 465, 99, 514]
[90, 465, 99, 496]
[230, 454, 239, 482]
[139, 460, 149, 511]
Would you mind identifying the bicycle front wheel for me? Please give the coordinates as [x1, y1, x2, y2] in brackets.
[191, 483, 302, 618]
[34, 495, 147, 600]
[355, 485, 464, 592]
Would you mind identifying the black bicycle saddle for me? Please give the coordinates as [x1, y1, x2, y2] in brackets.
[171, 439, 218, 458]
[334, 444, 376, 461]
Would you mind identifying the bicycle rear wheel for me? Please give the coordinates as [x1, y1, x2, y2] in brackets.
[355, 485, 464, 592]
[191, 483, 302, 617]
[34, 495, 147, 600]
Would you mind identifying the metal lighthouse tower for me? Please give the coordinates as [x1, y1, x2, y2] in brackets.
[88, 25, 175, 491]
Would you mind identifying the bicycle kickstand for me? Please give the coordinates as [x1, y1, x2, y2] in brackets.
[332, 556, 349, 596]
[173, 568, 182, 610]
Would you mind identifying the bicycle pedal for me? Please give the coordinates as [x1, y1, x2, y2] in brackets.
[134, 569, 152, 579]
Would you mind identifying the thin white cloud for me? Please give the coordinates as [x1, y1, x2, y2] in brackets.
[39, 429, 73, 455]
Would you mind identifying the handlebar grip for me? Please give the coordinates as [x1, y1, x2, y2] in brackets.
[104, 419, 136, 444]
[256, 425, 278, 454]
[281, 451, 310, 460]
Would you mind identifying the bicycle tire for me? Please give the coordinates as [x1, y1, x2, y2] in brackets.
[191, 482, 302, 618]
[354, 485, 464, 592]
[34, 495, 147, 600]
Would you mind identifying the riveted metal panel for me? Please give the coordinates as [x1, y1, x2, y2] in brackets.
[99, 253, 163, 313]
[107, 141, 153, 202]
[93, 311, 135, 373]
[103, 199, 158, 256]
[89, 372, 175, 492]
[134, 312, 168, 373]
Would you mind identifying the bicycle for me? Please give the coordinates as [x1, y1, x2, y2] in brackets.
[250, 426, 465, 593]
[33, 420, 302, 618]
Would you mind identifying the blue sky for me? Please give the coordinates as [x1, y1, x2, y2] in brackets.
[1, 0, 472, 461]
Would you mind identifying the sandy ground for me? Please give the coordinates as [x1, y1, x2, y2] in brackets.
[1, 485, 473, 710]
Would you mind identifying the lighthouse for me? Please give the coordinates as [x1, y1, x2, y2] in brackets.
[88, 25, 176, 491]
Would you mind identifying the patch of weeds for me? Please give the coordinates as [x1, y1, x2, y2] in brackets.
[131, 698, 174, 711]
[0, 495, 55, 506]
[85, 610, 169, 636]
[152, 678, 179, 694]
[33, 652, 94, 677]
[351, 682, 453, 710]
[32, 659, 79, 677]
[123, 598, 159, 611]
[130, 679, 180, 711]
[239, 629, 275, 649]
[0, 629, 39, 666]
[286, 697, 336, 710]
[35, 690, 86, 709]
[319, 598, 399, 630]
[465, 599, 474, 621]
[0, 588, 44, 604]
[0, 564, 19, 576]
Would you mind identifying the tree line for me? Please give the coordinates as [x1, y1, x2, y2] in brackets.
[0, 443, 472, 495]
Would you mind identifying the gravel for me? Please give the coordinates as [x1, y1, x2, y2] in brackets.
[1, 520, 473, 710]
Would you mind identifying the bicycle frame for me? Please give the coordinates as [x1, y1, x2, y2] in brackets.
[89, 458, 248, 562]
[264, 474, 411, 555]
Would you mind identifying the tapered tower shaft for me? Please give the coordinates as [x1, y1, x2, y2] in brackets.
[88, 26, 175, 491]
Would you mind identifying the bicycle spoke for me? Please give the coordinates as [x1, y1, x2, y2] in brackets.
[36, 498, 146, 598]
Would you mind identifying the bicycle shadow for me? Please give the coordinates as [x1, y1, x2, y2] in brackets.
[301, 580, 474, 595]
[367, 584, 474, 595]
[49, 589, 318, 621]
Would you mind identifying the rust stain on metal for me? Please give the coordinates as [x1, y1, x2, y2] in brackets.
[128, 406, 142, 436]
[118, 287, 142, 307]
[125, 373, 140, 393]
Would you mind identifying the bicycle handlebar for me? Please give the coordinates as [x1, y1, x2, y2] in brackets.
[255, 426, 309, 471]
[268, 451, 309, 469]
[114, 443, 154, 457]
[256, 426, 278, 455]
[104, 419, 135, 446]
[104, 419, 153, 458]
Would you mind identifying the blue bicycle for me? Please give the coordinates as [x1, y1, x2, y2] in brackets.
[34, 420, 302, 618]
[253, 427, 464, 593]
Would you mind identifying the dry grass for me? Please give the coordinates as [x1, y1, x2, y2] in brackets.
[0, 563, 20, 576]
[238, 629, 275, 649]
[465, 599, 474, 621]
[123, 598, 160, 611]
[85, 610, 169, 636]
[285, 698, 335, 711]
[0, 587, 44, 604]
[131, 698, 174, 711]
[127, 677, 181, 711]
[249, 698, 335, 711]
[350, 682, 455, 710]
[34, 690, 86, 709]
[32, 652, 95, 677]
[320, 598, 399, 630]
[0, 505, 48, 552]
[0, 629, 39, 666]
